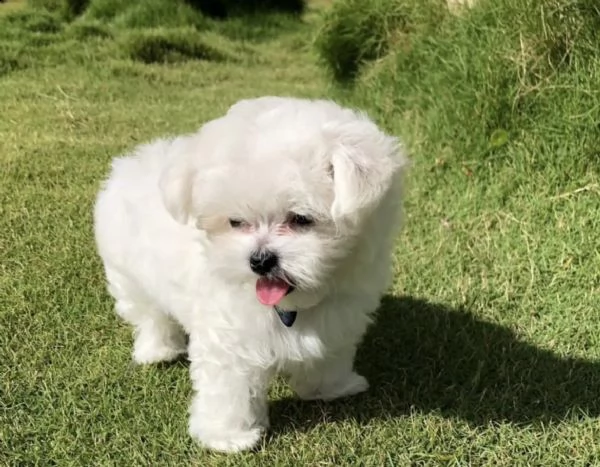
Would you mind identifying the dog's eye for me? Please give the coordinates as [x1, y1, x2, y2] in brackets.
[229, 218, 244, 228]
[288, 213, 314, 227]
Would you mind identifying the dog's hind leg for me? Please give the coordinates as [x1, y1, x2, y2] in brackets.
[287, 345, 368, 401]
[105, 267, 187, 364]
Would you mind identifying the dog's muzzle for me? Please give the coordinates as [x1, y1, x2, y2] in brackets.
[249, 250, 278, 276]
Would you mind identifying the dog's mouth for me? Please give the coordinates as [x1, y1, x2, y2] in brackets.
[255, 276, 295, 306]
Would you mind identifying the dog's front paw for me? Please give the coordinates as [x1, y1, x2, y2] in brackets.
[132, 327, 186, 364]
[189, 421, 264, 453]
[295, 371, 369, 401]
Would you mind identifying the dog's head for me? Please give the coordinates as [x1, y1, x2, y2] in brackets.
[159, 99, 406, 309]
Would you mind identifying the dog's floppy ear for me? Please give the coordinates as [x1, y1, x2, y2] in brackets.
[327, 118, 406, 225]
[159, 148, 194, 224]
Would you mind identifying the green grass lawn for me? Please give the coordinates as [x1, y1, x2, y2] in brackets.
[2, 0, 600, 465]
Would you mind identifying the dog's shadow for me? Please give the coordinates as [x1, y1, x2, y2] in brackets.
[269, 295, 600, 433]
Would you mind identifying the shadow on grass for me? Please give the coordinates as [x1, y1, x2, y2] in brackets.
[270, 295, 600, 433]
[185, 0, 305, 19]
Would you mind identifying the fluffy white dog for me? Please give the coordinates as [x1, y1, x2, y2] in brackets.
[94, 97, 406, 452]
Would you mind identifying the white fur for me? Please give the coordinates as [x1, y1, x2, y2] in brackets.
[94, 97, 407, 452]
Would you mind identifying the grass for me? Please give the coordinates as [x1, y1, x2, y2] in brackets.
[316, 0, 447, 81]
[2, 0, 600, 465]
[29, 0, 306, 20]
[125, 29, 231, 64]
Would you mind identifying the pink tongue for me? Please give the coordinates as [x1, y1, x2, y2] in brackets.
[256, 277, 290, 306]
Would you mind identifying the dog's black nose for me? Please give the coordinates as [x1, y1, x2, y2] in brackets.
[249, 251, 278, 276]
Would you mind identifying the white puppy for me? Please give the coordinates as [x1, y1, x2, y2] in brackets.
[94, 97, 406, 452]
